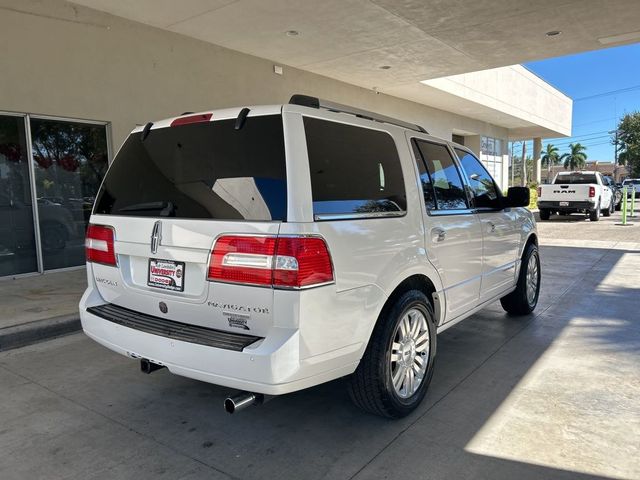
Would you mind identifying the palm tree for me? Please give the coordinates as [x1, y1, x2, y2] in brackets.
[541, 143, 560, 167]
[541, 143, 560, 182]
[561, 143, 588, 170]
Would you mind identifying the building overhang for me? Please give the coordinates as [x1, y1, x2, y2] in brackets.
[65, 0, 627, 138]
[69, 0, 640, 84]
[411, 65, 572, 139]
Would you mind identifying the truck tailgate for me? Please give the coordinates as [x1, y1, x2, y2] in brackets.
[539, 184, 594, 202]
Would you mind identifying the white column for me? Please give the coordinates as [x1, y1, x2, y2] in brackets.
[533, 137, 542, 184]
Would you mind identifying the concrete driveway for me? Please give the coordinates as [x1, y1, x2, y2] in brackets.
[1, 213, 639, 480]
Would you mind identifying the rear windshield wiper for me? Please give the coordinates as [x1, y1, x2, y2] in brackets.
[119, 201, 175, 216]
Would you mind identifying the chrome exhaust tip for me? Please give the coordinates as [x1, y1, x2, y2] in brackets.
[140, 358, 165, 374]
[224, 391, 264, 414]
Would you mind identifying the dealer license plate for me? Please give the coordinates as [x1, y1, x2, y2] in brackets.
[148, 259, 185, 292]
[559, 201, 569, 207]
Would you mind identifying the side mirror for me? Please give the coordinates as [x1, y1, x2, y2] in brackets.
[504, 186, 530, 208]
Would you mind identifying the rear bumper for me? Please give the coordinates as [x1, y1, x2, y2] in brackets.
[537, 200, 595, 210]
[79, 287, 360, 395]
[86, 303, 263, 352]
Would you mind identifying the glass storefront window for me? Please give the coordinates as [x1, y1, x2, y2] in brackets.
[480, 136, 506, 189]
[481, 136, 505, 157]
[0, 115, 38, 276]
[30, 118, 109, 271]
[481, 136, 489, 154]
[487, 138, 495, 156]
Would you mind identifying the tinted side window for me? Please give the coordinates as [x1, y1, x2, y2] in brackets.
[303, 117, 406, 218]
[414, 140, 468, 210]
[455, 149, 500, 209]
[411, 142, 436, 210]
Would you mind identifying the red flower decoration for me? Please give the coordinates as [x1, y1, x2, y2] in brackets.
[0, 143, 22, 162]
[34, 154, 53, 169]
[58, 154, 79, 172]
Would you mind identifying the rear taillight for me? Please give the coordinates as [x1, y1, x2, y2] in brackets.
[207, 235, 334, 289]
[537, 187, 541, 197]
[208, 236, 277, 286]
[85, 224, 116, 266]
[589, 186, 596, 197]
[273, 237, 334, 288]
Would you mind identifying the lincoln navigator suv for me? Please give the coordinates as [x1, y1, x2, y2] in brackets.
[80, 95, 540, 418]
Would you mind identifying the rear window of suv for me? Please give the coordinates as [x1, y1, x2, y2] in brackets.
[303, 117, 406, 219]
[94, 115, 287, 221]
[554, 174, 597, 184]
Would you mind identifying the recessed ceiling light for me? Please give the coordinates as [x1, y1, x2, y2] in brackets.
[285, 30, 299, 37]
[545, 30, 562, 37]
[380, 65, 391, 70]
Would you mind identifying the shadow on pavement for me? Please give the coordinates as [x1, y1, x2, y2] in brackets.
[0, 243, 638, 479]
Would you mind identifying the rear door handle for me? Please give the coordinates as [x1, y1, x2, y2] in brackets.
[431, 227, 446, 243]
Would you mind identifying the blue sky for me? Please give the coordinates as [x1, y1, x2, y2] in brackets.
[521, 42, 640, 162]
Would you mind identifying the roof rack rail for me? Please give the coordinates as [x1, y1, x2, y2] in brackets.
[289, 94, 428, 134]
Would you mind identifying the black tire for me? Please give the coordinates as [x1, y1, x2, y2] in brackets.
[603, 197, 613, 217]
[347, 290, 437, 418]
[539, 209, 550, 221]
[500, 242, 541, 316]
[589, 201, 601, 221]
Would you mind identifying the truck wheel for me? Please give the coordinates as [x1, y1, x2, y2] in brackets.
[500, 242, 540, 316]
[539, 209, 550, 221]
[347, 290, 437, 418]
[589, 201, 601, 221]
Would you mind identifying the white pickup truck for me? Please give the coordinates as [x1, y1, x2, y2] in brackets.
[537, 171, 615, 221]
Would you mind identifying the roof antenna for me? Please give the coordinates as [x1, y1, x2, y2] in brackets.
[141, 122, 153, 141]
[235, 108, 250, 130]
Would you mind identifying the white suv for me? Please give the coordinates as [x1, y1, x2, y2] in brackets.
[80, 95, 540, 418]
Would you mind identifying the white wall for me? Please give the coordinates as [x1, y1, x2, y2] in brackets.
[422, 65, 572, 139]
[0, 0, 509, 151]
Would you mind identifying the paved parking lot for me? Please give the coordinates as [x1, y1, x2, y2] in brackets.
[1, 212, 639, 480]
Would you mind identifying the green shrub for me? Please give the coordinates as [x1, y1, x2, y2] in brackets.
[528, 187, 538, 210]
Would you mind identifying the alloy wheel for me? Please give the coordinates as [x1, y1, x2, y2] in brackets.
[390, 307, 430, 399]
[526, 252, 539, 305]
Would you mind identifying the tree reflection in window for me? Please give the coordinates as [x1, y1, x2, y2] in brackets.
[413, 140, 468, 211]
[455, 149, 500, 209]
[353, 199, 403, 214]
[31, 120, 108, 210]
[30, 118, 108, 269]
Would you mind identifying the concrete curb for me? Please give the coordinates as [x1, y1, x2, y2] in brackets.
[0, 314, 81, 352]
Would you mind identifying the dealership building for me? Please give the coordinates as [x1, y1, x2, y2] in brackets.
[2, 0, 638, 279]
